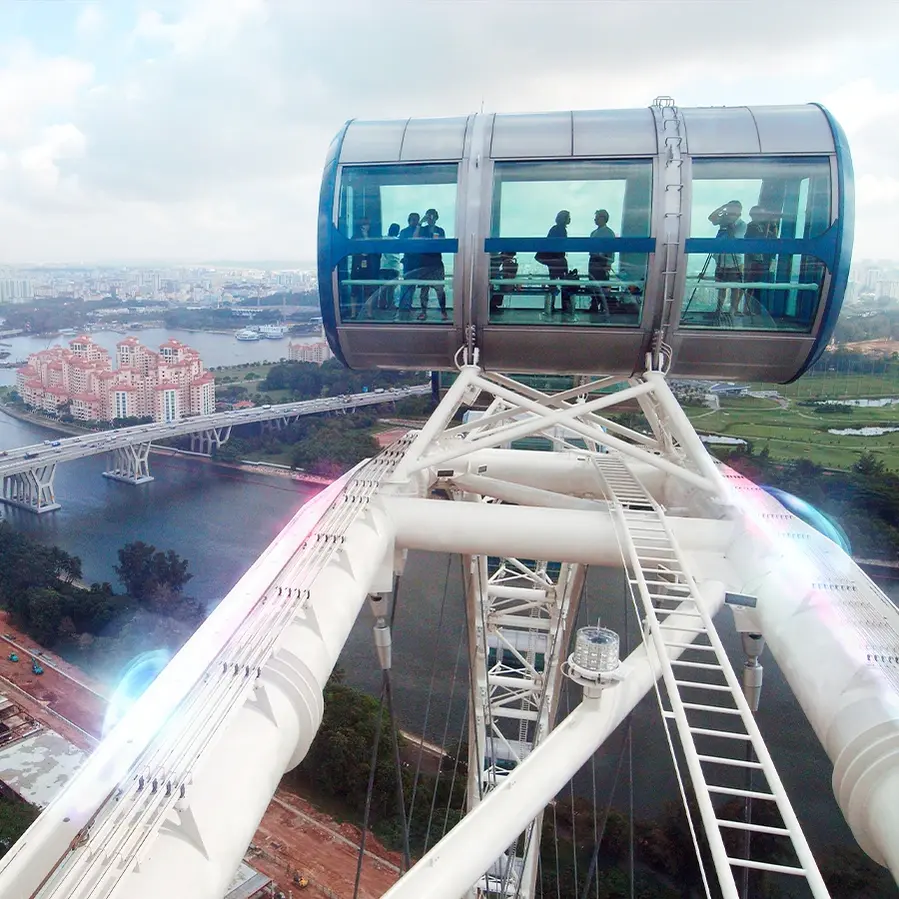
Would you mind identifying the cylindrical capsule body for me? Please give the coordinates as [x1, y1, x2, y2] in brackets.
[318, 103, 853, 382]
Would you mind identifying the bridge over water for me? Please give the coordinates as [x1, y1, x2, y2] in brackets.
[0, 386, 430, 513]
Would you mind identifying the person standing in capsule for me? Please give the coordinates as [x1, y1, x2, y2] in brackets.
[708, 200, 746, 316]
[417, 208, 448, 321]
[397, 213, 422, 319]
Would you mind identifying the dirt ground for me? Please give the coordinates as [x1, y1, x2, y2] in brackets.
[0, 613, 105, 750]
[0, 614, 405, 898]
[842, 338, 899, 356]
[250, 791, 402, 898]
[374, 428, 410, 449]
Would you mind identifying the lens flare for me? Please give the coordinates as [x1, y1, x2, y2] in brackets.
[761, 486, 852, 554]
[102, 649, 171, 738]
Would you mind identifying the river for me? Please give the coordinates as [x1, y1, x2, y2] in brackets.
[0, 329, 895, 865]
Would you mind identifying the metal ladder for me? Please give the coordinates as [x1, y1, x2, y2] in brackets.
[595, 455, 831, 899]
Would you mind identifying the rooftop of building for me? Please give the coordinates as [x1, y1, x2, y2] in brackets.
[0, 729, 88, 808]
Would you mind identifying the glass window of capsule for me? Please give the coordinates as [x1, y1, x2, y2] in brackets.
[681, 157, 832, 332]
[487, 160, 652, 327]
[337, 163, 457, 324]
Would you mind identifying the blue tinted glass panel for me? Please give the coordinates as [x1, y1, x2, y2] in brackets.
[337, 256, 455, 323]
[336, 163, 458, 324]
[690, 157, 831, 240]
[338, 163, 457, 238]
[491, 160, 652, 238]
[487, 251, 646, 326]
[489, 160, 652, 327]
[680, 253, 827, 332]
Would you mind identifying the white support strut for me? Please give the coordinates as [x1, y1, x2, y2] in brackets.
[381, 587, 726, 899]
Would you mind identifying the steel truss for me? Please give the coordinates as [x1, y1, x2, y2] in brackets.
[386, 365, 828, 899]
[462, 553, 581, 897]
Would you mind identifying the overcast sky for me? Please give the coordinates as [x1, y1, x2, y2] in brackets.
[0, 0, 896, 265]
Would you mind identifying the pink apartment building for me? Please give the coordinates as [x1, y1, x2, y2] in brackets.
[17, 335, 216, 423]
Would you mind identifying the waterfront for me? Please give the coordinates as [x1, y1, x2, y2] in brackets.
[0, 327, 323, 387]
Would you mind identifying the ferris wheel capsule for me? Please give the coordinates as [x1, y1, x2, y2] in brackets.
[318, 103, 853, 383]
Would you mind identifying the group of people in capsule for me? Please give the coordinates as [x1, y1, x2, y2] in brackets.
[350, 210, 448, 321]
[348, 207, 628, 322]
[707, 200, 780, 318]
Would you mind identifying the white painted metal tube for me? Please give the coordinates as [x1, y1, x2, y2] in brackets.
[457, 448, 667, 501]
[116, 500, 396, 899]
[384, 497, 733, 564]
[462, 374, 717, 495]
[727, 508, 899, 877]
[0, 472, 361, 899]
[643, 371, 727, 493]
[382, 585, 726, 899]
[453, 472, 609, 511]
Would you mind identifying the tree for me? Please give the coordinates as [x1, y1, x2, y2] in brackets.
[114, 541, 157, 599]
[24, 588, 66, 645]
[114, 542, 193, 602]
[0, 797, 40, 860]
[299, 675, 401, 819]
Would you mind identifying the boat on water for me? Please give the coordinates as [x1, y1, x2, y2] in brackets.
[258, 324, 286, 339]
[235, 328, 261, 341]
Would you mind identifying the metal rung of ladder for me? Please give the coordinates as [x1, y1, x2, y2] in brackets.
[682, 702, 741, 716]
[717, 819, 791, 837]
[594, 453, 831, 898]
[677, 681, 733, 693]
[698, 754, 763, 769]
[727, 858, 807, 877]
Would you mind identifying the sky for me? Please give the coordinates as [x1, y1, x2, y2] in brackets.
[0, 0, 897, 265]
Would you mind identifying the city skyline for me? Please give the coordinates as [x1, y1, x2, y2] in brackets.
[0, 0, 897, 263]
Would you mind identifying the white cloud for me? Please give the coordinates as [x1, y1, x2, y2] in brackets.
[133, 0, 268, 55]
[18, 123, 87, 193]
[75, 5, 106, 42]
[1, 0, 899, 261]
[0, 45, 93, 142]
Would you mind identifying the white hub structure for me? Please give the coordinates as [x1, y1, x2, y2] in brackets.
[1, 365, 898, 899]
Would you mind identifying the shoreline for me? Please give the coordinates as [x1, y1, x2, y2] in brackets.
[0, 402, 334, 488]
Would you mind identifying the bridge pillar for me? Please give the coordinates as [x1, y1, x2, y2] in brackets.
[1, 464, 61, 513]
[103, 443, 154, 485]
[260, 418, 286, 433]
[189, 426, 232, 454]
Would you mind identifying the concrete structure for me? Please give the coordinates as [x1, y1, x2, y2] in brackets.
[16, 336, 215, 424]
[0, 385, 429, 512]
[0, 730, 87, 809]
[288, 339, 332, 364]
[0, 279, 34, 304]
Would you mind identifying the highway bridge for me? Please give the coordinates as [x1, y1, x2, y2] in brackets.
[0, 385, 430, 513]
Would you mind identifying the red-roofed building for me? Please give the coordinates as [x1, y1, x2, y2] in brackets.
[17, 335, 215, 423]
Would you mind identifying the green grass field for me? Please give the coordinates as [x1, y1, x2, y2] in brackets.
[688, 394, 899, 470]
[757, 369, 899, 401]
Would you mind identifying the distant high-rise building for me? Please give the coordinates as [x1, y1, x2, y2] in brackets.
[17, 336, 215, 422]
[0, 279, 34, 304]
[288, 340, 332, 365]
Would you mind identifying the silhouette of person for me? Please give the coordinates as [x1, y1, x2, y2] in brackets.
[417, 208, 447, 321]
[539, 210, 571, 315]
[350, 218, 379, 319]
[708, 200, 746, 315]
[397, 213, 422, 318]
[588, 209, 615, 314]
[379, 223, 401, 311]
[743, 206, 778, 315]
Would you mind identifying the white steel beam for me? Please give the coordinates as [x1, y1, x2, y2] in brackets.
[382, 586, 727, 899]
[384, 497, 733, 564]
